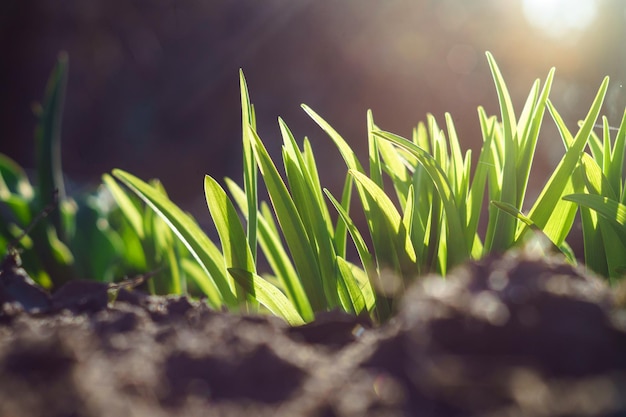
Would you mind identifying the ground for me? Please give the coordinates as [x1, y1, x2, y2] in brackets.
[1, 243, 625, 417]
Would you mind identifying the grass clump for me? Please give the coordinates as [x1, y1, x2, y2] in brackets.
[110, 52, 623, 324]
[0, 54, 196, 293]
[3, 52, 624, 324]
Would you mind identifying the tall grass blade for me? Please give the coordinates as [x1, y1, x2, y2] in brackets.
[35, 52, 68, 236]
[248, 128, 327, 310]
[524, 77, 609, 240]
[239, 70, 258, 262]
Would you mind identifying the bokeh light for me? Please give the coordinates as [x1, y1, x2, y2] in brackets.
[522, 0, 599, 40]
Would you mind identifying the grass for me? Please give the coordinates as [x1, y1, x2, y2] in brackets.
[110, 52, 621, 324]
[2, 51, 624, 324]
[0, 53, 196, 293]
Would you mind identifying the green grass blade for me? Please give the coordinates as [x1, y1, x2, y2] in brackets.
[239, 70, 259, 263]
[336, 255, 366, 314]
[302, 138, 332, 227]
[466, 108, 495, 255]
[248, 128, 327, 311]
[491, 200, 575, 262]
[605, 110, 626, 196]
[379, 142, 413, 207]
[0, 154, 34, 201]
[601, 117, 612, 185]
[34, 52, 68, 236]
[350, 169, 416, 272]
[224, 178, 314, 320]
[563, 194, 626, 229]
[485, 52, 519, 251]
[112, 169, 236, 307]
[525, 76, 609, 238]
[304, 105, 404, 286]
[608, 109, 626, 198]
[368, 110, 384, 188]
[578, 204, 607, 276]
[516, 68, 555, 205]
[563, 193, 626, 248]
[373, 130, 469, 266]
[444, 113, 465, 202]
[333, 174, 353, 258]
[302, 104, 365, 174]
[102, 173, 145, 239]
[324, 188, 391, 321]
[180, 258, 221, 301]
[228, 268, 305, 325]
[580, 153, 618, 200]
[282, 150, 340, 308]
[204, 175, 256, 303]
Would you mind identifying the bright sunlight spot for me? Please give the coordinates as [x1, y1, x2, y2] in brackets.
[522, 0, 599, 39]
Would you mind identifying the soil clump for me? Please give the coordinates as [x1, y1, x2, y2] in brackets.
[1, 245, 625, 416]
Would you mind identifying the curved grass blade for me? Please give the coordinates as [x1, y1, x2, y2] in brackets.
[112, 169, 236, 308]
[491, 200, 575, 262]
[302, 104, 366, 173]
[204, 175, 256, 304]
[563, 194, 626, 246]
[102, 173, 145, 239]
[228, 268, 305, 325]
[34, 52, 68, 236]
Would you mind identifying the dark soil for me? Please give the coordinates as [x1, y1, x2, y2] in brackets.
[1, 244, 626, 417]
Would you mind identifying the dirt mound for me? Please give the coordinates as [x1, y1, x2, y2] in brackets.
[1, 247, 625, 416]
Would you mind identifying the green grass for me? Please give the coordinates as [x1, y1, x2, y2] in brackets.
[0, 54, 195, 293]
[4, 51, 624, 324]
[110, 52, 621, 324]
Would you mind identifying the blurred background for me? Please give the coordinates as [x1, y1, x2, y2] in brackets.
[2, 0, 625, 232]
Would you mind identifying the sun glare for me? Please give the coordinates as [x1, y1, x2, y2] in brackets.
[522, 0, 599, 39]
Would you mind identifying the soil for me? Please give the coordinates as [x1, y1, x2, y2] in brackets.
[1, 243, 626, 417]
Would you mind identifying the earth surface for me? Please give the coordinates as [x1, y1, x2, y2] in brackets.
[1, 241, 626, 417]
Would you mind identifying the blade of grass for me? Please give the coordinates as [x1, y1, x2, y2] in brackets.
[373, 130, 469, 267]
[282, 146, 340, 308]
[324, 188, 391, 321]
[350, 170, 417, 273]
[35, 52, 68, 237]
[102, 173, 145, 239]
[563, 193, 626, 248]
[204, 175, 256, 303]
[240, 70, 259, 263]
[336, 255, 366, 314]
[228, 268, 305, 325]
[225, 177, 314, 320]
[112, 169, 236, 308]
[485, 52, 518, 251]
[248, 128, 327, 311]
[523, 77, 609, 239]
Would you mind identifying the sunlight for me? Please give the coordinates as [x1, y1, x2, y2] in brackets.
[522, 0, 599, 39]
